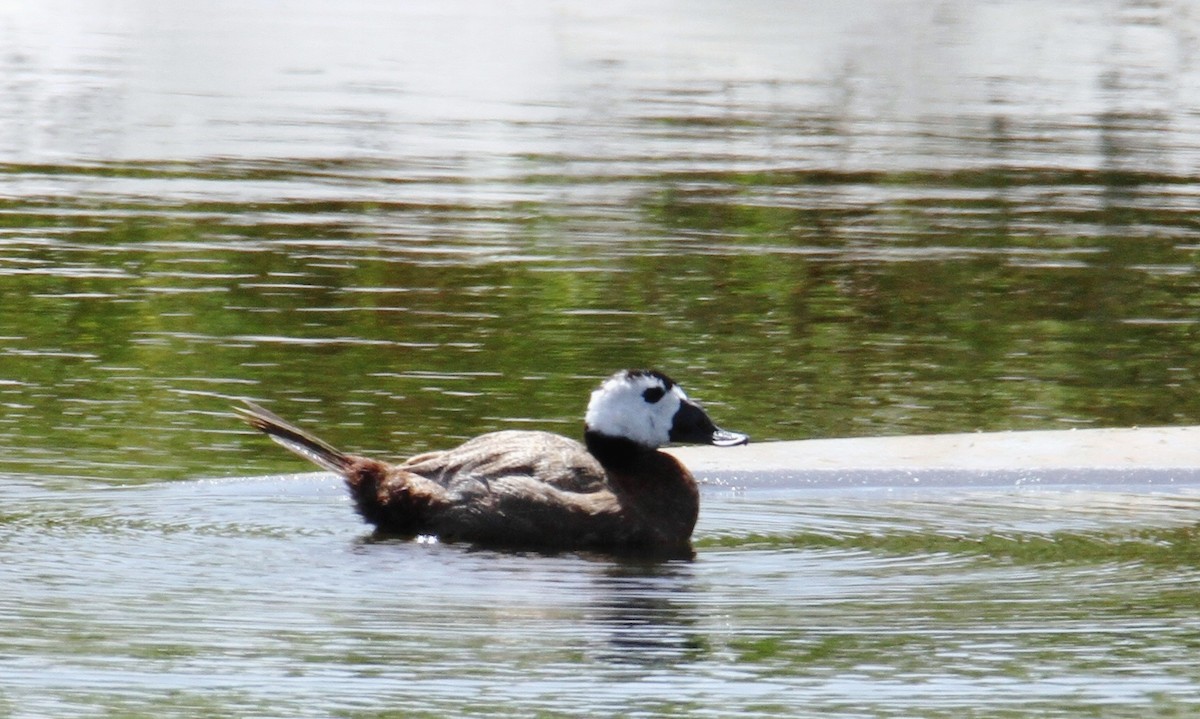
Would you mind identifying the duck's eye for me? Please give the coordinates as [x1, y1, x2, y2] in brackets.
[642, 386, 666, 403]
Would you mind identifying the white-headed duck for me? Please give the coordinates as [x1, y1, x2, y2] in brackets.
[236, 369, 747, 556]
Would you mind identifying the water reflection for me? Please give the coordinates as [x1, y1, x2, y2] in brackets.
[589, 560, 706, 668]
[1, 0, 1199, 481]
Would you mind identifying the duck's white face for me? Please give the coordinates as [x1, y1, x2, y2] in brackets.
[585, 370, 688, 448]
[584, 369, 748, 449]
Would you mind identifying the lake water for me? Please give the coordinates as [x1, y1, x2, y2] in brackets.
[3, 1, 1200, 716]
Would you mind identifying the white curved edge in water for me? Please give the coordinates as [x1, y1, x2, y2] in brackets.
[198, 426, 1200, 491]
[666, 426, 1200, 488]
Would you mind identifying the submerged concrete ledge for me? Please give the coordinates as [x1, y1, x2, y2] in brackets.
[668, 426, 1200, 488]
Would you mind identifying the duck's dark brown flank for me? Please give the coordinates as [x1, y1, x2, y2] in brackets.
[343, 439, 698, 554]
[237, 401, 702, 554]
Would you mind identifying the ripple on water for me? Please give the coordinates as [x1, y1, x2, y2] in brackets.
[4, 476, 1200, 716]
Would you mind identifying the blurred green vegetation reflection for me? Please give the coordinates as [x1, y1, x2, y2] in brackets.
[1, 162, 1197, 481]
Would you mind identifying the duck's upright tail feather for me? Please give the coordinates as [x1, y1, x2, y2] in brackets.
[235, 400, 352, 474]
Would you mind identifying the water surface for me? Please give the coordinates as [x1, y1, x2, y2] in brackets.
[4, 474, 1200, 718]
[3, 1, 1200, 716]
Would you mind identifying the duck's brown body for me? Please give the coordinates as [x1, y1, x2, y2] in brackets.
[238, 401, 700, 555]
[343, 429, 700, 554]
[346, 430, 699, 553]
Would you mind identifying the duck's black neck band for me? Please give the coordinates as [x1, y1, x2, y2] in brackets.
[584, 430, 655, 470]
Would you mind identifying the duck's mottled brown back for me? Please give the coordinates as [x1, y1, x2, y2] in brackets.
[399, 430, 607, 493]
